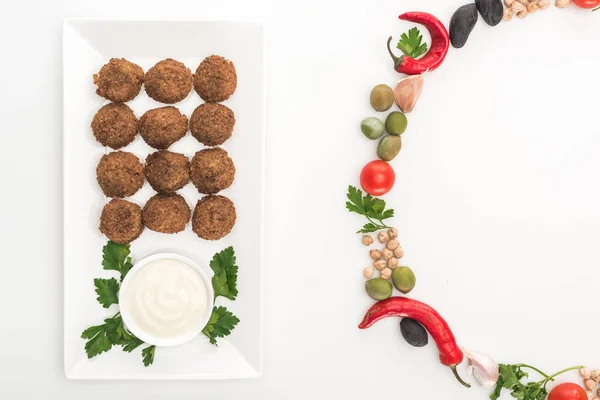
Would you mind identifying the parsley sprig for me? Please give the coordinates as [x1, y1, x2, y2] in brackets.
[491, 364, 583, 400]
[397, 27, 428, 59]
[346, 186, 395, 233]
[202, 306, 240, 345]
[94, 277, 119, 308]
[102, 241, 133, 281]
[210, 247, 238, 301]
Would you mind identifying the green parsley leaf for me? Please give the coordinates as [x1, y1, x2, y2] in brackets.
[396, 27, 428, 59]
[202, 306, 240, 346]
[209, 247, 238, 301]
[102, 241, 133, 281]
[81, 322, 113, 358]
[142, 345, 156, 367]
[121, 336, 144, 353]
[346, 186, 395, 234]
[93, 278, 119, 308]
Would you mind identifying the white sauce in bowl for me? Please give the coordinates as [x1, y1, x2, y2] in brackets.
[120, 258, 211, 344]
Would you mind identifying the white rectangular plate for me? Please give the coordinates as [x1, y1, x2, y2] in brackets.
[63, 19, 264, 379]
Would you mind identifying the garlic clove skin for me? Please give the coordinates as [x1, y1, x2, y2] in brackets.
[394, 74, 424, 113]
[463, 348, 499, 388]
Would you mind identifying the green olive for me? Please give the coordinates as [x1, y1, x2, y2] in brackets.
[365, 278, 393, 300]
[361, 117, 385, 140]
[392, 266, 416, 294]
[385, 111, 408, 135]
[377, 135, 402, 161]
[370, 84, 394, 112]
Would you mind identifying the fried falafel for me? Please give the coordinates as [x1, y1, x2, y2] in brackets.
[144, 59, 193, 104]
[99, 198, 144, 244]
[93, 58, 144, 103]
[144, 150, 190, 194]
[189, 103, 235, 146]
[91, 103, 138, 149]
[96, 151, 145, 198]
[192, 195, 236, 240]
[193, 55, 237, 102]
[139, 106, 188, 149]
[190, 148, 235, 194]
[143, 193, 190, 234]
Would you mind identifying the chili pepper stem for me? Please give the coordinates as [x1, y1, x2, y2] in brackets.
[449, 364, 471, 388]
[386, 36, 405, 71]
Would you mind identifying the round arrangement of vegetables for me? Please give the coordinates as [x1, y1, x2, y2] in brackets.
[351, 3, 599, 399]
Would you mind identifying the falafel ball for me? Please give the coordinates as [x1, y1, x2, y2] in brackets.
[144, 59, 193, 104]
[190, 148, 235, 194]
[144, 150, 190, 194]
[192, 195, 236, 240]
[189, 103, 235, 146]
[193, 55, 237, 102]
[99, 198, 144, 244]
[91, 103, 138, 149]
[143, 193, 191, 234]
[139, 106, 188, 149]
[96, 151, 145, 198]
[93, 58, 144, 103]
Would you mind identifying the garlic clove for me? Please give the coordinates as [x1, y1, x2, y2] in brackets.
[394, 74, 424, 113]
[463, 348, 499, 388]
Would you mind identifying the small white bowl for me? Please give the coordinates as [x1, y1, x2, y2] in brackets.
[119, 253, 214, 347]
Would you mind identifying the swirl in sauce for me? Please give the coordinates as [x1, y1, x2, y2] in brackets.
[122, 259, 209, 339]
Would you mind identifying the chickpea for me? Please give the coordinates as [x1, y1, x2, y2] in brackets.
[378, 231, 390, 243]
[388, 227, 398, 239]
[393, 246, 404, 259]
[373, 260, 386, 271]
[370, 249, 382, 260]
[362, 235, 374, 246]
[386, 239, 399, 250]
[380, 268, 392, 280]
[382, 248, 393, 260]
[363, 266, 374, 279]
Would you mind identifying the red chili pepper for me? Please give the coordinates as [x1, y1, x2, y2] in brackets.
[359, 296, 470, 388]
[387, 12, 450, 75]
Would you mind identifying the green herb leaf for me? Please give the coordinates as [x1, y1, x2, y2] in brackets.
[121, 336, 144, 353]
[346, 186, 395, 234]
[102, 241, 133, 281]
[210, 247, 238, 301]
[81, 322, 113, 358]
[141, 345, 156, 367]
[93, 278, 119, 308]
[202, 306, 240, 346]
[396, 27, 428, 59]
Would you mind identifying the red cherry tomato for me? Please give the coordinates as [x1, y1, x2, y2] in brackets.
[360, 160, 395, 196]
[572, 0, 600, 8]
[548, 383, 588, 400]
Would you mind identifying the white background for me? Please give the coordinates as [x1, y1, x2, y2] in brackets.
[1, 0, 600, 399]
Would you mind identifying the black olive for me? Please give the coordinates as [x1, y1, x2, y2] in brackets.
[400, 318, 428, 347]
[450, 4, 479, 49]
[475, 0, 503, 26]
